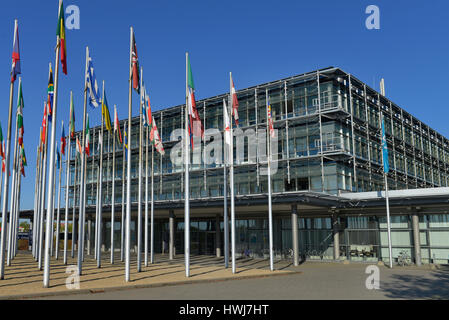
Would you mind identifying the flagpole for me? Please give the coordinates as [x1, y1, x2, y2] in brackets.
[63, 121, 71, 264]
[144, 122, 149, 266]
[121, 121, 126, 262]
[44, 2, 63, 284]
[150, 143, 154, 264]
[36, 122, 46, 263]
[223, 98, 229, 269]
[71, 141, 77, 259]
[7, 76, 21, 266]
[229, 74, 236, 274]
[77, 46, 89, 275]
[9, 155, 19, 261]
[125, 27, 133, 282]
[32, 142, 40, 258]
[111, 105, 117, 264]
[55, 145, 62, 259]
[14, 160, 22, 257]
[185, 52, 190, 278]
[137, 68, 143, 272]
[0, 19, 18, 279]
[94, 131, 99, 259]
[50, 156, 57, 257]
[266, 88, 274, 271]
[97, 80, 105, 268]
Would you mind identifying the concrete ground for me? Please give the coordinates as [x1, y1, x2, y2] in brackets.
[38, 260, 449, 300]
[0, 252, 297, 299]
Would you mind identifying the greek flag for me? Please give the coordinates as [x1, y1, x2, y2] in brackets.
[381, 116, 389, 174]
[86, 55, 100, 108]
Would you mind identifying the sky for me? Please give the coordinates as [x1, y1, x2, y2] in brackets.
[0, 0, 449, 210]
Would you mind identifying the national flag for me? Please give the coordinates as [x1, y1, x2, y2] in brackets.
[141, 85, 149, 127]
[86, 54, 100, 108]
[114, 106, 122, 144]
[101, 91, 112, 132]
[267, 98, 275, 138]
[131, 32, 140, 94]
[76, 135, 82, 157]
[124, 123, 128, 158]
[41, 103, 48, 145]
[11, 21, 21, 83]
[2, 158, 5, 173]
[56, 0, 68, 75]
[69, 93, 75, 138]
[0, 122, 4, 159]
[381, 116, 389, 174]
[56, 146, 61, 170]
[61, 121, 66, 156]
[223, 100, 231, 146]
[150, 117, 165, 156]
[85, 114, 90, 156]
[20, 145, 26, 177]
[17, 80, 24, 147]
[231, 76, 239, 126]
[146, 94, 153, 129]
[47, 66, 54, 122]
[186, 55, 204, 148]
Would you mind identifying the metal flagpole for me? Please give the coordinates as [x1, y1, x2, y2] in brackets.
[50, 155, 57, 257]
[137, 68, 143, 272]
[71, 142, 77, 258]
[381, 113, 393, 268]
[229, 83, 236, 274]
[0, 19, 17, 279]
[150, 143, 154, 264]
[111, 105, 117, 264]
[63, 119, 71, 264]
[125, 27, 133, 282]
[82, 145, 87, 261]
[11, 147, 21, 260]
[223, 98, 229, 269]
[43, 5, 63, 285]
[94, 134, 99, 259]
[97, 81, 105, 268]
[32, 143, 40, 258]
[121, 121, 126, 262]
[77, 46, 89, 275]
[55, 143, 62, 259]
[266, 88, 274, 271]
[13, 162, 22, 257]
[184, 52, 190, 277]
[144, 121, 149, 266]
[7, 76, 21, 266]
[38, 100, 49, 271]
[35, 137, 44, 261]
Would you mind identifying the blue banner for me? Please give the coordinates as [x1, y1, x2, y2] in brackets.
[381, 118, 389, 173]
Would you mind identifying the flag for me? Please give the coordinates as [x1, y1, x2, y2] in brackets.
[85, 114, 90, 156]
[76, 135, 83, 157]
[56, 0, 68, 75]
[41, 103, 48, 145]
[0, 122, 4, 159]
[381, 116, 389, 174]
[231, 76, 239, 126]
[114, 106, 122, 144]
[86, 55, 100, 108]
[150, 117, 165, 156]
[17, 80, 24, 147]
[102, 91, 112, 132]
[131, 32, 140, 94]
[61, 121, 66, 156]
[267, 98, 275, 138]
[146, 94, 153, 129]
[141, 85, 149, 127]
[47, 66, 54, 122]
[11, 21, 21, 83]
[124, 123, 128, 158]
[56, 146, 61, 170]
[69, 93, 75, 138]
[20, 145, 26, 177]
[223, 100, 231, 146]
[186, 55, 204, 148]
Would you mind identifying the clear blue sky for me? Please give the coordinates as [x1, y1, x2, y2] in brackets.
[1, 0, 448, 210]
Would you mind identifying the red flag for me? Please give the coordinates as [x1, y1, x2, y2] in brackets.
[131, 32, 140, 94]
[231, 77, 239, 126]
[41, 103, 48, 145]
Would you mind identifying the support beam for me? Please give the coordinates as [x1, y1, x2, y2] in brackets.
[412, 212, 422, 266]
[332, 214, 340, 261]
[216, 214, 221, 258]
[169, 210, 175, 260]
[291, 204, 299, 266]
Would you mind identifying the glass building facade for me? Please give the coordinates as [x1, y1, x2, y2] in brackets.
[66, 67, 449, 264]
